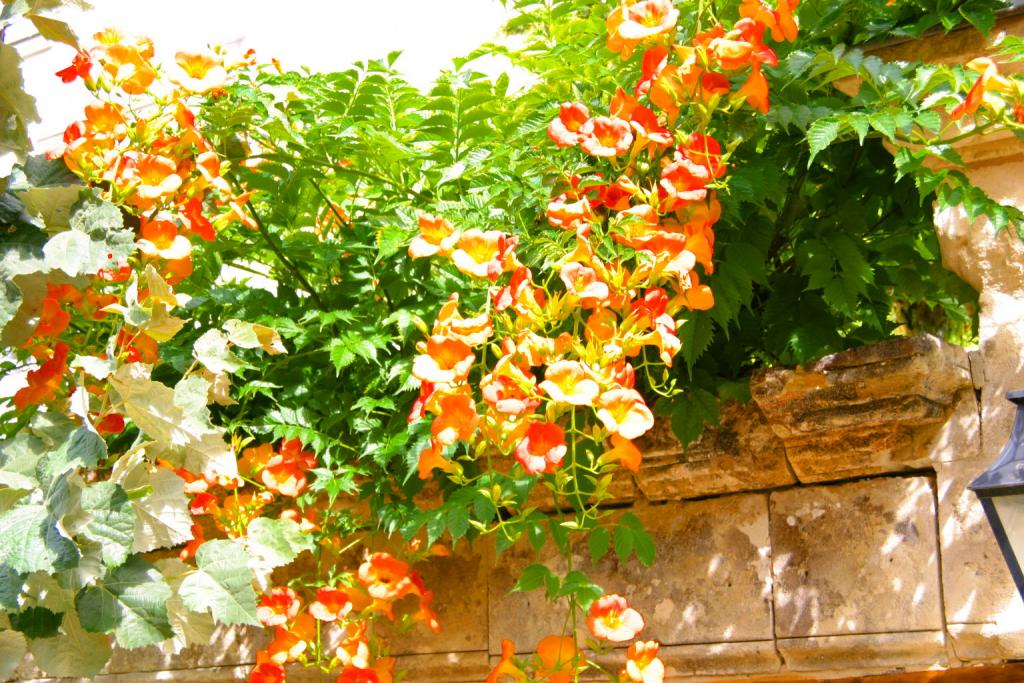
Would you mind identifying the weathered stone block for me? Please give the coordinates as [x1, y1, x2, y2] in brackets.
[636, 401, 795, 501]
[103, 625, 268, 674]
[777, 631, 948, 673]
[923, 391, 981, 464]
[488, 494, 774, 654]
[936, 457, 1023, 628]
[751, 335, 973, 482]
[387, 548, 490, 655]
[947, 623, 1024, 663]
[770, 477, 943, 638]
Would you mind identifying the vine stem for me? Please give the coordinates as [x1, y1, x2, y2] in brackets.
[230, 179, 327, 310]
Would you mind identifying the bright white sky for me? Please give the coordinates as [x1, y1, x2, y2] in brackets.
[17, 0, 515, 148]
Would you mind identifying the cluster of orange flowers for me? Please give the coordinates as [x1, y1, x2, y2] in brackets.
[249, 552, 440, 683]
[55, 29, 256, 283]
[488, 594, 661, 683]
[9, 30, 262, 436]
[407, 3, 801, 681]
[605, 0, 798, 117]
[408, 1, 798, 488]
[948, 57, 1024, 123]
[178, 438, 317, 559]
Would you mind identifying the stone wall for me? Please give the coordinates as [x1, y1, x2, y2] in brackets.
[15, 335, 1024, 683]
[13, 9, 1024, 683]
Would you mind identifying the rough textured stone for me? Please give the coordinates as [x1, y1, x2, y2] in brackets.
[488, 495, 774, 654]
[387, 547, 489, 655]
[929, 142, 1024, 464]
[752, 336, 972, 482]
[936, 457, 1023, 628]
[922, 391, 981, 464]
[770, 477, 943, 638]
[948, 623, 1024, 663]
[777, 631, 949, 673]
[636, 401, 796, 501]
[661, 640, 781, 677]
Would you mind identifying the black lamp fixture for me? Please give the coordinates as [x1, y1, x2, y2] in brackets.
[969, 390, 1024, 602]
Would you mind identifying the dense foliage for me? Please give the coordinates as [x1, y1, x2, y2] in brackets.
[0, 0, 1022, 680]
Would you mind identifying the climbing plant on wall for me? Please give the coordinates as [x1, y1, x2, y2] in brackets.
[0, 0, 1022, 681]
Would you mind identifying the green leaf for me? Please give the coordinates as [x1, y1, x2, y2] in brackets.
[28, 611, 112, 678]
[0, 630, 27, 680]
[806, 118, 840, 165]
[0, 564, 25, 609]
[588, 526, 610, 564]
[557, 570, 604, 610]
[513, 563, 553, 593]
[613, 524, 633, 564]
[959, 3, 996, 35]
[79, 481, 136, 568]
[75, 556, 173, 648]
[667, 388, 720, 450]
[620, 513, 655, 567]
[193, 329, 247, 375]
[678, 314, 714, 372]
[527, 517, 547, 551]
[37, 426, 106, 486]
[9, 605, 63, 638]
[0, 503, 78, 573]
[446, 506, 470, 542]
[178, 540, 259, 626]
[245, 517, 314, 567]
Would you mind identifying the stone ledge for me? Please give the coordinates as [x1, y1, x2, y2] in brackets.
[636, 400, 795, 501]
[752, 335, 973, 482]
[776, 631, 949, 673]
[947, 623, 1024, 663]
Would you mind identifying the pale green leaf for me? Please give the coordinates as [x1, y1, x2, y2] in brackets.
[108, 363, 235, 479]
[193, 329, 247, 374]
[25, 12, 78, 47]
[245, 517, 314, 567]
[223, 319, 286, 354]
[79, 481, 135, 568]
[75, 556, 173, 648]
[0, 629, 27, 680]
[178, 540, 259, 626]
[154, 558, 215, 653]
[28, 610, 112, 678]
[70, 354, 117, 380]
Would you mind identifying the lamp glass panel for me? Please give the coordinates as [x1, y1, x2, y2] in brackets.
[992, 494, 1024, 573]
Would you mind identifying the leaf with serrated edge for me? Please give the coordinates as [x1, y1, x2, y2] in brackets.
[0, 630, 26, 680]
[80, 481, 135, 567]
[223, 319, 286, 355]
[178, 540, 259, 626]
[154, 558, 215, 654]
[75, 556, 173, 648]
[0, 504, 77, 573]
[28, 610, 112, 678]
[111, 453, 192, 553]
[245, 517, 314, 567]
[108, 363, 236, 478]
[193, 329, 246, 375]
